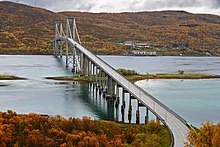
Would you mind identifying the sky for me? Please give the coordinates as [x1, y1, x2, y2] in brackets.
[1, 0, 220, 16]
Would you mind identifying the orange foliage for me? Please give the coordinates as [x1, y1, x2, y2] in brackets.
[186, 122, 220, 147]
[0, 110, 171, 146]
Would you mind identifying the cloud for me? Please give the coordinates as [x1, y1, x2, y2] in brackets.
[212, 0, 220, 8]
[0, 0, 220, 15]
[2, 0, 96, 11]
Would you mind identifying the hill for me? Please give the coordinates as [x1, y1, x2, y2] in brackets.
[0, 1, 220, 56]
[0, 1, 61, 54]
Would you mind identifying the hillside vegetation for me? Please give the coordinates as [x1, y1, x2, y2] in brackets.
[0, 110, 171, 146]
[0, 1, 220, 55]
[186, 122, 220, 147]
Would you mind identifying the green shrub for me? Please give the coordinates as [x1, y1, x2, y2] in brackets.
[117, 68, 138, 76]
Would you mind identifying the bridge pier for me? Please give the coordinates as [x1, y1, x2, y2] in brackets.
[145, 107, 149, 124]
[72, 46, 76, 72]
[65, 38, 69, 68]
[136, 100, 140, 124]
[59, 41, 62, 58]
[80, 53, 84, 75]
[128, 93, 132, 123]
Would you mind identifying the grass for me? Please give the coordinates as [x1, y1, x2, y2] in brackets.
[126, 73, 220, 81]
[45, 76, 90, 82]
[0, 74, 26, 80]
[45, 73, 220, 82]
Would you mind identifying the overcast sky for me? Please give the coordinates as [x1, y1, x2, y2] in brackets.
[1, 0, 220, 16]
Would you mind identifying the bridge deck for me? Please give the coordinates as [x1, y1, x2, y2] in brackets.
[57, 37, 189, 147]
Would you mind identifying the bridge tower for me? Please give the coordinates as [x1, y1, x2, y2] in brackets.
[54, 17, 81, 73]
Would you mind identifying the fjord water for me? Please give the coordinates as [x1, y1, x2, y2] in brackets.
[0, 55, 109, 119]
[0, 55, 220, 127]
[101, 56, 220, 126]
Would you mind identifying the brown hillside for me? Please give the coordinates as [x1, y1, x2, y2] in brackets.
[62, 11, 220, 55]
[0, 1, 220, 55]
[0, 1, 62, 54]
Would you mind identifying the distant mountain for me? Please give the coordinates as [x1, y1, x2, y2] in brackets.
[0, 1, 220, 55]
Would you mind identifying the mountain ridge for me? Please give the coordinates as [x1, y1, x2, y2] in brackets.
[0, 1, 220, 55]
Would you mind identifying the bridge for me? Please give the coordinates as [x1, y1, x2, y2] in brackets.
[53, 18, 190, 147]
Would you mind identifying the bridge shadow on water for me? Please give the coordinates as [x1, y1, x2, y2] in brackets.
[63, 81, 115, 121]
[62, 81, 157, 124]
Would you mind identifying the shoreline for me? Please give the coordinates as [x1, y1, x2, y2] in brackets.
[45, 73, 220, 82]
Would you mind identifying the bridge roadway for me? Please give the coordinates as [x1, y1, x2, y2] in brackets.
[58, 37, 190, 147]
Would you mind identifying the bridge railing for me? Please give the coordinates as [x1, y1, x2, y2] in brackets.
[67, 38, 188, 125]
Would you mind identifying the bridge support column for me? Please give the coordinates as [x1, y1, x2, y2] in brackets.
[88, 62, 93, 81]
[102, 72, 107, 97]
[91, 62, 94, 77]
[83, 56, 89, 76]
[106, 77, 117, 101]
[53, 41, 56, 56]
[115, 84, 121, 122]
[75, 48, 80, 74]
[99, 69, 104, 96]
[128, 93, 132, 123]
[101, 70, 105, 92]
[136, 100, 140, 124]
[106, 76, 112, 97]
[53, 41, 55, 55]
[121, 88, 126, 123]
[97, 67, 102, 96]
[59, 41, 62, 58]
[65, 40, 69, 68]
[145, 107, 149, 124]
[96, 66, 99, 84]
[54, 41, 59, 57]
[80, 53, 84, 75]
[72, 46, 76, 72]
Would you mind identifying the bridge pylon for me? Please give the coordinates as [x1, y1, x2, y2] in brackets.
[53, 18, 82, 73]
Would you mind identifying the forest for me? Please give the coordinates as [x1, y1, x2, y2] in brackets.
[0, 110, 171, 147]
[0, 1, 220, 56]
[186, 122, 220, 147]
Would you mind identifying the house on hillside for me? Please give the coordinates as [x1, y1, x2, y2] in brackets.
[123, 41, 150, 48]
[129, 50, 157, 56]
[123, 41, 136, 46]
[130, 50, 146, 55]
[135, 43, 149, 48]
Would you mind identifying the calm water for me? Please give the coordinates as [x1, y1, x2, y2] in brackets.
[100, 56, 220, 126]
[0, 55, 220, 127]
[100, 56, 220, 75]
[0, 55, 111, 119]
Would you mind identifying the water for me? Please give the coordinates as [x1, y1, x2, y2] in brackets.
[100, 55, 220, 74]
[100, 55, 220, 127]
[0, 55, 220, 127]
[0, 55, 111, 119]
[136, 79, 220, 127]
